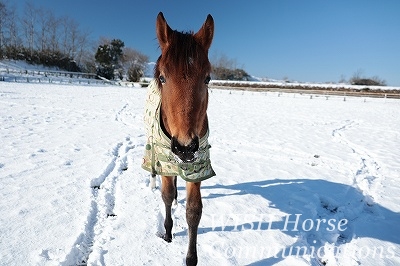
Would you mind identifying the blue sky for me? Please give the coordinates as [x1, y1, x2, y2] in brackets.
[13, 0, 400, 85]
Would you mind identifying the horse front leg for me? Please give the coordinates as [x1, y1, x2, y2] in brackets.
[161, 175, 176, 242]
[186, 181, 202, 266]
[150, 174, 156, 189]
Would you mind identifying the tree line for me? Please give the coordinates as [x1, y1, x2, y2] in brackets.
[0, 1, 148, 81]
[211, 53, 251, 81]
[0, 1, 252, 82]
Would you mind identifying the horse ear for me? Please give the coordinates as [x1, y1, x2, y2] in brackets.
[194, 14, 214, 51]
[156, 12, 173, 51]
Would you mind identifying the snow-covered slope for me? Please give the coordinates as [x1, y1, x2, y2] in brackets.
[1, 82, 399, 265]
[0, 60, 102, 85]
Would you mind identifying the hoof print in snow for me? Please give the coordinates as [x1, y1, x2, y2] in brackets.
[320, 200, 338, 213]
[319, 260, 327, 266]
[337, 233, 349, 244]
[322, 204, 338, 214]
[362, 196, 375, 207]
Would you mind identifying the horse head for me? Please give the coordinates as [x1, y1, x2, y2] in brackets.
[155, 12, 214, 163]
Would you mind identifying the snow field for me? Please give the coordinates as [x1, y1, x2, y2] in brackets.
[0, 82, 399, 265]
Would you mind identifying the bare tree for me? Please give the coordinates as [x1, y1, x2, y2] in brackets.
[79, 38, 96, 73]
[60, 16, 70, 56]
[122, 47, 149, 81]
[0, 1, 6, 54]
[338, 74, 347, 84]
[74, 29, 91, 67]
[68, 19, 80, 58]
[6, 3, 19, 49]
[36, 7, 51, 51]
[22, 1, 37, 56]
[211, 52, 237, 70]
[97, 36, 111, 47]
[122, 47, 148, 68]
[47, 13, 60, 52]
[349, 69, 386, 86]
[58, 16, 79, 57]
[210, 52, 250, 80]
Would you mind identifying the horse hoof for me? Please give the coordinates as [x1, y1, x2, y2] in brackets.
[163, 235, 172, 243]
[186, 255, 198, 266]
[156, 231, 172, 242]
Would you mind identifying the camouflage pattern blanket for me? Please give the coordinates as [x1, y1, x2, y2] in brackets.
[142, 79, 215, 182]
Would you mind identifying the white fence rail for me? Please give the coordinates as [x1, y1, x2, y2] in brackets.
[0, 61, 114, 86]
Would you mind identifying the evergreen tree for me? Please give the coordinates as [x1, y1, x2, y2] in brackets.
[95, 38, 125, 80]
[110, 39, 124, 66]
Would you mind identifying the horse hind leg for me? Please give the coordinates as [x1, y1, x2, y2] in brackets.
[161, 175, 176, 242]
[185, 181, 202, 266]
[173, 175, 178, 206]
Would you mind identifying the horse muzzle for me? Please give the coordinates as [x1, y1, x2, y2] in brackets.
[171, 136, 199, 163]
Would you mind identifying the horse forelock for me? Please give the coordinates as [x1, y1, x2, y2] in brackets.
[154, 30, 210, 87]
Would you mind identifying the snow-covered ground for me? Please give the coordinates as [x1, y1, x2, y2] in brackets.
[1, 81, 399, 266]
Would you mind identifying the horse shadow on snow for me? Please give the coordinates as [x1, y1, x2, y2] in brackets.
[192, 179, 400, 265]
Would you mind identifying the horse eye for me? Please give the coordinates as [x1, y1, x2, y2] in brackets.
[205, 76, 211, 85]
[159, 75, 166, 84]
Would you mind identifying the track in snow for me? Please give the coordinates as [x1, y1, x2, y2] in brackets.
[332, 120, 383, 205]
[62, 137, 136, 265]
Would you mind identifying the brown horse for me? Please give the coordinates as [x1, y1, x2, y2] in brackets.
[143, 12, 215, 265]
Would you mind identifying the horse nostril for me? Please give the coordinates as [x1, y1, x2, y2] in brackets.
[171, 136, 199, 162]
[187, 137, 199, 153]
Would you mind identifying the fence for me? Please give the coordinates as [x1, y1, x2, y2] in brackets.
[0, 64, 111, 85]
[210, 84, 400, 99]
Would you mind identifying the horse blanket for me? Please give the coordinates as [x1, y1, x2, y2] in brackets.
[142, 79, 215, 182]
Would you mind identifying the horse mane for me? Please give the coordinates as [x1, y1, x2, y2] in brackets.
[154, 30, 210, 87]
